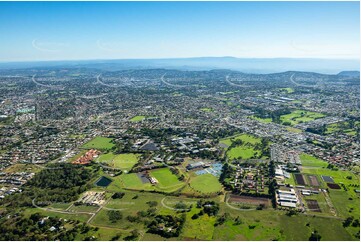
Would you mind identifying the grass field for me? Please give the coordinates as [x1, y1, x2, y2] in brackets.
[220, 134, 267, 160]
[220, 133, 260, 147]
[120, 173, 145, 189]
[227, 146, 259, 160]
[189, 173, 222, 193]
[300, 153, 328, 168]
[81, 137, 115, 150]
[150, 168, 183, 188]
[98, 153, 140, 170]
[130, 115, 146, 122]
[181, 209, 216, 240]
[280, 110, 325, 126]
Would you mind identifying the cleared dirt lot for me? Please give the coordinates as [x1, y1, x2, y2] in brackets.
[229, 194, 271, 206]
[306, 199, 321, 212]
[308, 175, 320, 187]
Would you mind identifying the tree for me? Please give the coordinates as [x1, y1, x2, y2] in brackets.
[309, 230, 321, 241]
[107, 210, 123, 223]
[147, 201, 158, 207]
[343, 216, 354, 227]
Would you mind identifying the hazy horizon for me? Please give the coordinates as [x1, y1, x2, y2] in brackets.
[0, 1, 359, 62]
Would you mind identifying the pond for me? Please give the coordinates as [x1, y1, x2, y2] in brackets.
[95, 176, 112, 187]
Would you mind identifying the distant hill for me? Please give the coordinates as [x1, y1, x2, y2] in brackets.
[337, 71, 360, 77]
[0, 57, 359, 74]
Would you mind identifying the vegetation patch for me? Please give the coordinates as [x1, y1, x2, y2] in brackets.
[280, 110, 325, 126]
[189, 174, 222, 193]
[300, 154, 328, 167]
[130, 115, 146, 122]
[150, 168, 183, 188]
[81, 136, 115, 150]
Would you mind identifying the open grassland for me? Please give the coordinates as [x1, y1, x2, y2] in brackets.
[300, 153, 328, 167]
[280, 110, 325, 126]
[18, 188, 358, 241]
[181, 209, 216, 240]
[23, 207, 91, 223]
[130, 115, 146, 122]
[81, 136, 114, 150]
[279, 213, 353, 241]
[220, 134, 267, 160]
[189, 173, 222, 193]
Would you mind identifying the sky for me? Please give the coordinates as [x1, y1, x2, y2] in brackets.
[0, 1, 359, 62]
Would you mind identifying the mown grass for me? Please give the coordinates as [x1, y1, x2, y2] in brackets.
[98, 152, 140, 170]
[82, 137, 115, 150]
[189, 173, 222, 193]
[150, 168, 183, 187]
[300, 153, 328, 168]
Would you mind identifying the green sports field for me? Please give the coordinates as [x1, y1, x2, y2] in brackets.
[189, 173, 222, 193]
[81, 136, 115, 150]
[300, 153, 328, 168]
[150, 168, 183, 188]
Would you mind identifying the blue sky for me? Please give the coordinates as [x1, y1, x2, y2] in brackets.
[0, 1, 359, 61]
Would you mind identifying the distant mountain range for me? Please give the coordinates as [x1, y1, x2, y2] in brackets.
[337, 71, 360, 77]
[0, 57, 359, 74]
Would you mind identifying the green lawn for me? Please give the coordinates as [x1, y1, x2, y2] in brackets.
[113, 153, 140, 170]
[81, 137, 115, 150]
[120, 173, 145, 189]
[150, 168, 183, 188]
[220, 134, 261, 147]
[97, 152, 115, 162]
[189, 173, 222, 193]
[130, 115, 146, 122]
[227, 146, 259, 160]
[300, 153, 328, 168]
[98, 153, 140, 170]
